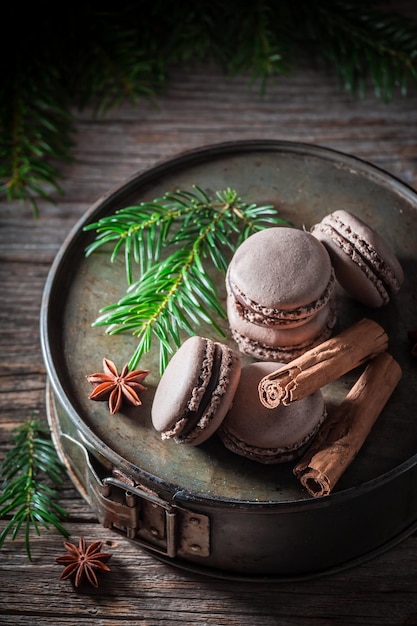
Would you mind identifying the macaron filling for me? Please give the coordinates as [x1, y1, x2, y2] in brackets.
[219, 417, 325, 464]
[227, 269, 336, 326]
[161, 342, 240, 445]
[312, 213, 403, 305]
[225, 227, 336, 326]
[161, 341, 224, 443]
[229, 306, 336, 362]
[227, 295, 336, 346]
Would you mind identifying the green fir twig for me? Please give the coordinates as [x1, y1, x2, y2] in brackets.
[303, 0, 417, 100]
[0, 419, 69, 561]
[85, 186, 290, 372]
[0, 59, 75, 218]
[1, 2, 417, 215]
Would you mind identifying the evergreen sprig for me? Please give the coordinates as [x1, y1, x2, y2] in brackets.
[0, 419, 69, 561]
[0, 57, 75, 218]
[2, 1, 417, 214]
[85, 186, 288, 372]
[305, 0, 417, 100]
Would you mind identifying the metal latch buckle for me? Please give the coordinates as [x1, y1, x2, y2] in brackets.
[98, 476, 177, 557]
[60, 433, 210, 559]
[86, 453, 210, 559]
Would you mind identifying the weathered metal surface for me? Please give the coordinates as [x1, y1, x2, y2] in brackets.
[41, 140, 417, 580]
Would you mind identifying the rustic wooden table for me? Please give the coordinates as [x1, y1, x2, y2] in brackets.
[1, 57, 417, 625]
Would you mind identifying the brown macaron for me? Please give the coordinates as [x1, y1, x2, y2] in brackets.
[218, 361, 326, 464]
[151, 336, 241, 445]
[226, 227, 335, 327]
[312, 210, 404, 307]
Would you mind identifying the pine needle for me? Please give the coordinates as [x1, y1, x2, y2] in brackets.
[0, 419, 69, 561]
[2, 2, 416, 213]
[0, 58, 74, 217]
[85, 186, 291, 373]
[302, 0, 417, 100]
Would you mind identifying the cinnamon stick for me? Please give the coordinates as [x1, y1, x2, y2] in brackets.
[293, 352, 402, 497]
[258, 318, 388, 409]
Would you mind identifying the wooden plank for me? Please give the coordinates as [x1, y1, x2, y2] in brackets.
[1, 524, 417, 625]
[1, 56, 417, 624]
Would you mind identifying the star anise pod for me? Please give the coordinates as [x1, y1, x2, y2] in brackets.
[56, 536, 112, 588]
[86, 358, 150, 414]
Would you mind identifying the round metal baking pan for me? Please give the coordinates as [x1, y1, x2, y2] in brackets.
[41, 140, 417, 581]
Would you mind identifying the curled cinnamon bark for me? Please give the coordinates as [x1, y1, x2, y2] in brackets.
[293, 352, 402, 497]
[258, 318, 388, 408]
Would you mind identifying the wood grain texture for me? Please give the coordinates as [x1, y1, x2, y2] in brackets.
[1, 54, 417, 625]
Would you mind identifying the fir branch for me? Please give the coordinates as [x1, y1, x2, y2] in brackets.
[147, 1, 223, 66]
[220, 1, 294, 92]
[65, 6, 164, 114]
[2, 1, 417, 213]
[0, 419, 69, 561]
[303, 0, 417, 99]
[84, 191, 200, 286]
[86, 186, 288, 372]
[0, 57, 74, 217]
[0, 6, 162, 216]
[84, 186, 282, 284]
[99, 247, 226, 373]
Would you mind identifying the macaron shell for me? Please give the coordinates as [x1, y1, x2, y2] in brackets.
[226, 274, 318, 328]
[313, 226, 385, 307]
[227, 293, 336, 347]
[227, 227, 335, 321]
[219, 362, 326, 463]
[151, 336, 214, 434]
[330, 210, 404, 289]
[151, 336, 241, 446]
[228, 303, 337, 363]
[312, 210, 404, 308]
[184, 343, 241, 445]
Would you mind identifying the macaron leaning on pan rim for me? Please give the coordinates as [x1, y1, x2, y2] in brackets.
[151, 336, 241, 445]
[311, 210, 404, 308]
[218, 361, 326, 464]
[226, 227, 336, 327]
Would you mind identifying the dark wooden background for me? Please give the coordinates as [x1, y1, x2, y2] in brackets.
[2, 34, 417, 626]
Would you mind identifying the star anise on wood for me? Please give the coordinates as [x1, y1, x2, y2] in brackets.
[56, 536, 112, 588]
[86, 358, 150, 414]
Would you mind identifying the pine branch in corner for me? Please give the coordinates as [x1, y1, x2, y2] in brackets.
[1, 1, 416, 215]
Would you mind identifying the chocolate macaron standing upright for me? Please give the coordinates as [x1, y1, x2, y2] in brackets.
[151, 336, 241, 445]
[311, 210, 404, 307]
[226, 227, 337, 361]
